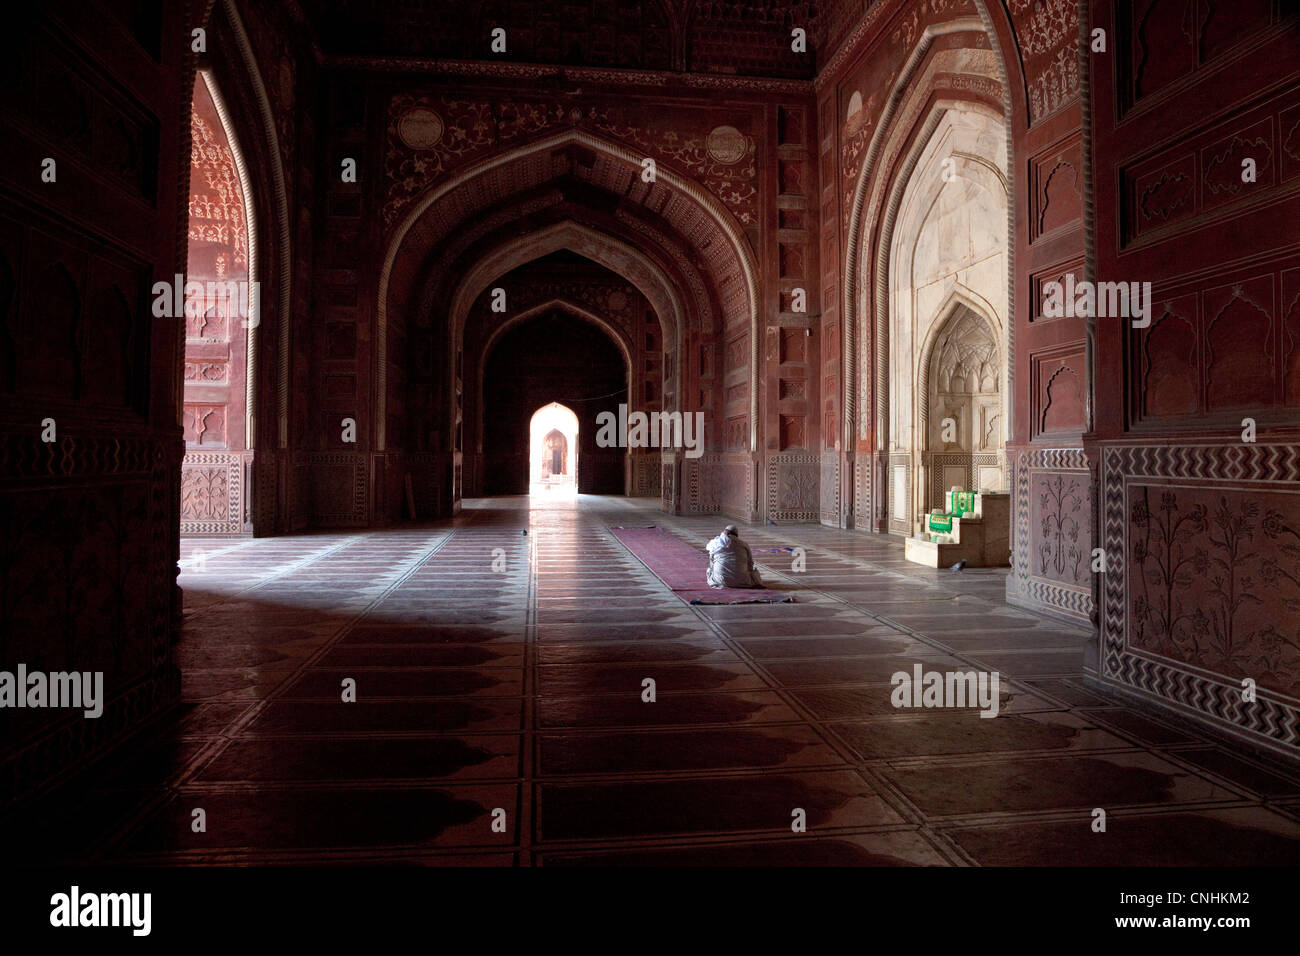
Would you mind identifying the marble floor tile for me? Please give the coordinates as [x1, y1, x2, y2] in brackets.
[8, 494, 1289, 868]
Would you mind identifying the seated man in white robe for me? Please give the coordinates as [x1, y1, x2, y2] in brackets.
[705, 524, 763, 589]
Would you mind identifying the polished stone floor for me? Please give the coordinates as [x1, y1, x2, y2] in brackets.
[9, 494, 1300, 866]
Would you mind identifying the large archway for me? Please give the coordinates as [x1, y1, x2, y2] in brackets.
[379, 128, 760, 519]
[840, 16, 1012, 534]
[460, 252, 662, 499]
[884, 106, 1009, 534]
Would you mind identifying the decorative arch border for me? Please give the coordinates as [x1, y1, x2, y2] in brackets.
[970, 0, 1019, 442]
[447, 222, 687, 453]
[411, 189, 713, 340]
[197, 68, 259, 449]
[377, 128, 759, 451]
[840, 15, 992, 450]
[450, 221, 683, 387]
[914, 286, 1005, 455]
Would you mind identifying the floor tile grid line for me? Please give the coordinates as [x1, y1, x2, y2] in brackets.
[529, 523, 724, 777]
[651, 518, 1014, 610]
[463, 506, 534, 860]
[596, 520, 869, 722]
[528, 515, 721, 850]
[510, 499, 606, 856]
[90, 532, 455, 860]
[656, 528, 985, 864]
[1151, 742, 1300, 808]
[87, 528, 457, 863]
[519, 509, 540, 866]
[177, 536, 263, 570]
[522, 815, 934, 856]
[1133, 743, 1300, 813]
[116, 823, 941, 867]
[594, 517, 958, 861]
[661, 519, 1299, 840]
[914, 797, 1268, 830]
[1272, 803, 1300, 825]
[643, 516, 1168, 862]
[20, 498, 1300, 868]
[657, 518, 1120, 709]
[530, 829, 942, 865]
[101, 847, 522, 867]
[695, 542, 1208, 771]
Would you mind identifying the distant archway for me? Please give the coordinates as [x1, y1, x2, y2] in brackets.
[531, 404, 578, 495]
[483, 309, 627, 495]
[379, 127, 760, 455]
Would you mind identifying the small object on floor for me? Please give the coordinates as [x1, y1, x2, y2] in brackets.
[521, 530, 528, 535]
[949, 559, 966, 571]
[765, 517, 776, 526]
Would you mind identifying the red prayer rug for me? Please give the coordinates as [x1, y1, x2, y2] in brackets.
[610, 526, 795, 605]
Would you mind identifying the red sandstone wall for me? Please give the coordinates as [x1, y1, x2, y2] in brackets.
[0, 1, 190, 799]
[811, 0, 1094, 628]
[1089, 1, 1300, 756]
[992, 0, 1092, 626]
[180, 73, 254, 536]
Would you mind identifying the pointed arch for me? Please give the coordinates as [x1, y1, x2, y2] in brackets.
[197, 67, 259, 448]
[215, 0, 290, 451]
[475, 297, 636, 455]
[839, 15, 990, 449]
[915, 288, 1005, 455]
[377, 127, 759, 451]
[882, 103, 1009, 455]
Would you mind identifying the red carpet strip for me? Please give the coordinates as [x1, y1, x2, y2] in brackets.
[610, 526, 795, 605]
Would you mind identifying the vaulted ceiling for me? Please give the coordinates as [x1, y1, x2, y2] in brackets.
[302, 0, 876, 79]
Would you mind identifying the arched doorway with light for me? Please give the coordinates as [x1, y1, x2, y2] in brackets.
[531, 403, 578, 495]
[480, 307, 628, 496]
[179, 69, 258, 536]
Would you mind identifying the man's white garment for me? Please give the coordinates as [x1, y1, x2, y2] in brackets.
[706, 532, 761, 588]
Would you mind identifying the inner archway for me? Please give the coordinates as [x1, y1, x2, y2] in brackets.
[883, 105, 1009, 534]
[482, 309, 627, 495]
[530, 404, 579, 495]
[919, 299, 1003, 515]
